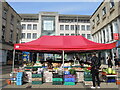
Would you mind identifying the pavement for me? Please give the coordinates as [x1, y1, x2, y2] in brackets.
[0, 64, 120, 89]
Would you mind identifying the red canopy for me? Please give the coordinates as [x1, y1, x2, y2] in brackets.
[14, 35, 116, 51]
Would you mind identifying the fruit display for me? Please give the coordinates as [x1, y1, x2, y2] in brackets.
[102, 68, 116, 75]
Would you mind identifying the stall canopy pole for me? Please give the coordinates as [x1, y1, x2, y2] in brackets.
[62, 50, 65, 72]
[12, 49, 15, 73]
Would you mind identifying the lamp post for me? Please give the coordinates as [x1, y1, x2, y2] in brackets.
[75, 16, 79, 36]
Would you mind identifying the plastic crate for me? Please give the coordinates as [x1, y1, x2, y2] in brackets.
[32, 81, 42, 84]
[53, 73, 63, 78]
[16, 81, 22, 85]
[64, 82, 75, 85]
[32, 74, 42, 78]
[64, 78, 76, 82]
[64, 71, 70, 75]
[64, 75, 76, 78]
[52, 81, 63, 85]
[52, 78, 63, 82]
[84, 78, 92, 81]
[24, 67, 32, 69]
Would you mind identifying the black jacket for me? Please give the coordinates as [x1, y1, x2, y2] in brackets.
[91, 56, 101, 70]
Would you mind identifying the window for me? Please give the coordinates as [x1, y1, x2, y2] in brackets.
[33, 24, 37, 30]
[81, 25, 85, 30]
[27, 33, 31, 39]
[82, 34, 86, 37]
[2, 27, 5, 39]
[17, 20, 20, 29]
[71, 25, 74, 30]
[21, 33, 25, 39]
[65, 34, 69, 36]
[92, 19, 95, 25]
[2, 8, 7, 19]
[77, 25, 80, 30]
[86, 25, 90, 30]
[110, 0, 114, 8]
[16, 33, 19, 43]
[10, 30, 13, 42]
[97, 14, 100, 21]
[22, 24, 26, 30]
[75, 25, 80, 30]
[87, 34, 91, 39]
[71, 33, 75, 36]
[60, 25, 64, 30]
[10, 14, 14, 24]
[27, 24, 32, 30]
[33, 33, 37, 39]
[102, 7, 106, 16]
[60, 33, 64, 36]
[65, 25, 69, 30]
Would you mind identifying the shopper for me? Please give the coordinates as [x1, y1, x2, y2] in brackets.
[90, 53, 101, 89]
[114, 56, 119, 69]
[107, 56, 113, 68]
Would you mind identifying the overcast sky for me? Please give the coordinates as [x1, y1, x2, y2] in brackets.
[7, 1, 102, 15]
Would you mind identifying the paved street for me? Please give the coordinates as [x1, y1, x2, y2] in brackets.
[3, 82, 119, 89]
[0, 65, 120, 89]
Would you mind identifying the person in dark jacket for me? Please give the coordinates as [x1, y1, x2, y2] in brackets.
[114, 56, 119, 69]
[90, 53, 101, 89]
[107, 56, 113, 68]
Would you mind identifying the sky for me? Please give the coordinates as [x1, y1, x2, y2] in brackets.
[7, 2, 102, 15]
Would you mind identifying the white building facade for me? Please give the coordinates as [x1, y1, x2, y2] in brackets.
[20, 12, 91, 43]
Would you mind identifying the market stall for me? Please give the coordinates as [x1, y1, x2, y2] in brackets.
[11, 35, 116, 85]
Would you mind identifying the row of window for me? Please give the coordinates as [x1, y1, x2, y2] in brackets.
[59, 19, 90, 23]
[60, 25, 90, 31]
[22, 33, 37, 39]
[93, 0, 115, 25]
[2, 7, 21, 29]
[60, 33, 91, 39]
[22, 24, 37, 30]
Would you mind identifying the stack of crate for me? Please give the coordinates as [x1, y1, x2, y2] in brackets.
[52, 73, 63, 85]
[16, 72, 23, 85]
[32, 74, 43, 85]
[84, 71, 92, 85]
[43, 71, 52, 82]
[64, 71, 76, 85]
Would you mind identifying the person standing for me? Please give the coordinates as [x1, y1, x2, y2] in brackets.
[90, 53, 101, 89]
[107, 56, 113, 68]
[114, 56, 119, 69]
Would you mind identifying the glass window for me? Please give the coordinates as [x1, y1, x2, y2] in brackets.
[77, 25, 80, 30]
[27, 24, 32, 30]
[60, 33, 64, 36]
[97, 14, 100, 21]
[10, 30, 13, 42]
[71, 25, 74, 30]
[33, 33, 37, 39]
[22, 24, 26, 30]
[65, 25, 69, 30]
[33, 24, 37, 30]
[60, 25, 64, 30]
[87, 34, 91, 39]
[22, 33, 25, 39]
[87, 25, 90, 30]
[27, 33, 31, 39]
[82, 34, 86, 37]
[10, 14, 14, 24]
[81, 25, 85, 30]
[65, 34, 69, 36]
[71, 33, 75, 36]
[2, 8, 7, 19]
[110, 0, 114, 8]
[102, 7, 106, 16]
